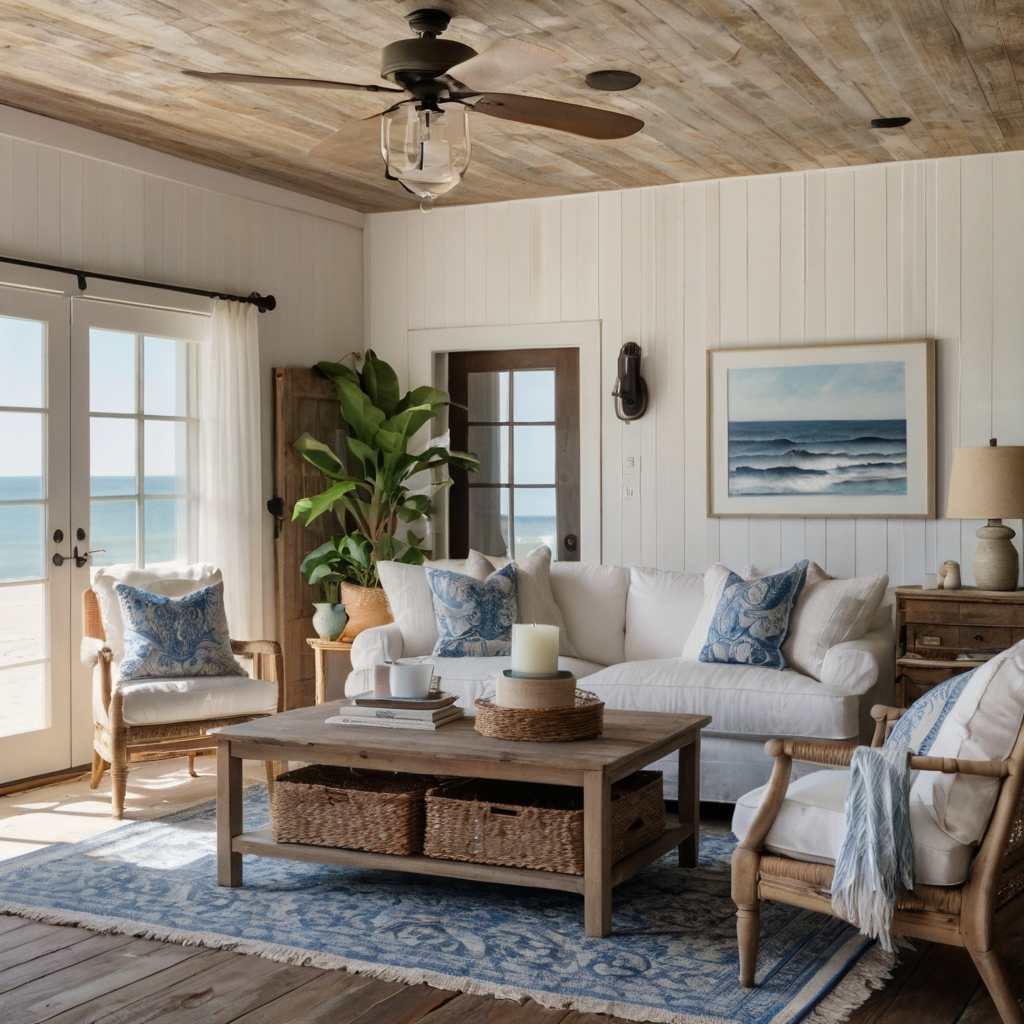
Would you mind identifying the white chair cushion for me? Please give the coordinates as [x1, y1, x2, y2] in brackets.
[118, 675, 278, 726]
[625, 567, 705, 662]
[732, 769, 975, 886]
[782, 563, 888, 681]
[582, 658, 858, 739]
[549, 562, 630, 665]
[92, 563, 221, 662]
[681, 564, 734, 660]
[913, 640, 1024, 844]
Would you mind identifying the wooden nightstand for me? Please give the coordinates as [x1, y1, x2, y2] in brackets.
[894, 586, 1024, 706]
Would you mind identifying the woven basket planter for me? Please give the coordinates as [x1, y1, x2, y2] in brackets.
[269, 765, 442, 855]
[340, 583, 393, 642]
[474, 690, 604, 742]
[423, 770, 665, 874]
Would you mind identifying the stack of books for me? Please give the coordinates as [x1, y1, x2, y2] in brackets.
[325, 691, 464, 731]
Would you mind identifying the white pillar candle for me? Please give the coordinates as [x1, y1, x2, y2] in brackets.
[510, 623, 560, 677]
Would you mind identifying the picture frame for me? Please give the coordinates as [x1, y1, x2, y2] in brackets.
[707, 340, 935, 518]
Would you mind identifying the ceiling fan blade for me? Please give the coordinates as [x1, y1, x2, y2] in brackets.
[471, 93, 644, 140]
[308, 115, 383, 161]
[446, 39, 564, 93]
[183, 70, 403, 93]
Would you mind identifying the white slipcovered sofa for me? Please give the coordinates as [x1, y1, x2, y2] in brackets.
[346, 560, 894, 803]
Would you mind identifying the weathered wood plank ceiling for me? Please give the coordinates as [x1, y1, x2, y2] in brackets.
[2, 1, 1022, 212]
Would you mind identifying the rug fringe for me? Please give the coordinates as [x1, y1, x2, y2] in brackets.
[803, 944, 899, 1024]
[0, 897, 892, 1024]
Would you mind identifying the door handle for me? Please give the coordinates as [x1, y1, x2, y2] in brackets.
[53, 546, 104, 568]
[563, 533, 578, 553]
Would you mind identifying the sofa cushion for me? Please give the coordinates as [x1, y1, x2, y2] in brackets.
[700, 561, 808, 670]
[625, 567, 704, 662]
[782, 563, 888, 681]
[119, 674, 278, 726]
[115, 582, 245, 681]
[378, 556, 493, 658]
[731, 769, 974, 887]
[426, 563, 517, 657]
[913, 641, 1024, 845]
[92, 563, 221, 662]
[681, 564, 734, 661]
[474, 547, 580, 659]
[583, 658, 859, 739]
[550, 563, 629, 666]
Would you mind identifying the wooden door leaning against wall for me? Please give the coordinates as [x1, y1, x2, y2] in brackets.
[272, 367, 344, 710]
[448, 348, 580, 563]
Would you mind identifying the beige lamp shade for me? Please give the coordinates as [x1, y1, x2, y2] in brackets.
[945, 445, 1024, 519]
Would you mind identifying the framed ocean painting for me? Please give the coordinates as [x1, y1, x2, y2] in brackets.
[707, 340, 935, 518]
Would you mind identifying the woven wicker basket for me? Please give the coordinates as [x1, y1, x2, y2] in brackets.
[269, 765, 441, 855]
[474, 689, 604, 742]
[423, 770, 665, 874]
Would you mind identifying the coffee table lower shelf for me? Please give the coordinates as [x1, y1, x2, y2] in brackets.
[233, 814, 691, 895]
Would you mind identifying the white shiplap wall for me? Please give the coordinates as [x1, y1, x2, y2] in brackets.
[365, 152, 1024, 587]
[0, 105, 364, 633]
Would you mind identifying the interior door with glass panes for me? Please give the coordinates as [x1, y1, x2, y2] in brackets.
[447, 348, 580, 562]
[0, 286, 72, 782]
[68, 299, 208, 767]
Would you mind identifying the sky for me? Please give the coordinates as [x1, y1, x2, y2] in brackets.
[728, 360, 907, 422]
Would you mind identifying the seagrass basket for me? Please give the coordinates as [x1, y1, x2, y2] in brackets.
[270, 765, 442, 855]
[423, 770, 665, 874]
[474, 690, 604, 742]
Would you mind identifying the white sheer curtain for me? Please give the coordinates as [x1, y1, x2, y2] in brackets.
[198, 299, 264, 640]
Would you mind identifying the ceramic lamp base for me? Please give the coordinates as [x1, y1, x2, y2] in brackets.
[495, 673, 577, 709]
[973, 519, 1020, 591]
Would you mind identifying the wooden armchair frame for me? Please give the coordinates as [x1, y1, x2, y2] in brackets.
[83, 589, 285, 819]
[732, 704, 1024, 1024]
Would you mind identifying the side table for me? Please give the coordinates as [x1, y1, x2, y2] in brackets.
[305, 637, 354, 705]
[894, 585, 1024, 707]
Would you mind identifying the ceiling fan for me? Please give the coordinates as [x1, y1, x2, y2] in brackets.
[184, 8, 644, 210]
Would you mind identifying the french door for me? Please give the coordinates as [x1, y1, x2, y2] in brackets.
[447, 348, 581, 562]
[0, 288, 208, 784]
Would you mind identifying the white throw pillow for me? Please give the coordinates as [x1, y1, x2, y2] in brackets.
[550, 562, 630, 666]
[626, 567, 706, 662]
[378, 554, 493, 658]
[913, 641, 1024, 845]
[92, 563, 222, 662]
[680, 564, 734, 661]
[467, 547, 580, 659]
[781, 563, 888, 681]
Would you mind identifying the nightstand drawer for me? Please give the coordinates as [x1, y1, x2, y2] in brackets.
[902, 600, 959, 624]
[960, 603, 1024, 627]
[907, 623, 959, 649]
[959, 625, 1012, 650]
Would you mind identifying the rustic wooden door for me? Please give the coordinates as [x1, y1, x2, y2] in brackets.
[273, 367, 344, 709]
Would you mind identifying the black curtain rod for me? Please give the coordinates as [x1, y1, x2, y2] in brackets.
[0, 254, 276, 312]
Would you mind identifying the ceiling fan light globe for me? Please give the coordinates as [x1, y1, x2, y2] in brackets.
[381, 102, 471, 208]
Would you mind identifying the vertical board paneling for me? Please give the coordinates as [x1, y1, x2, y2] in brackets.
[443, 205, 466, 328]
[599, 190, 623, 566]
[619, 189, 643, 567]
[463, 204, 487, 326]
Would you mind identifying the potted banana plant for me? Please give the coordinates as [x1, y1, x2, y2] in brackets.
[292, 350, 479, 639]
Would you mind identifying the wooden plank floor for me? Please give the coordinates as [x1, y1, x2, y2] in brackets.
[0, 911, 1019, 1024]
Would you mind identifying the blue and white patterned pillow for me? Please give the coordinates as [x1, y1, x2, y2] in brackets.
[425, 562, 517, 658]
[115, 582, 245, 681]
[700, 560, 809, 670]
[885, 667, 977, 756]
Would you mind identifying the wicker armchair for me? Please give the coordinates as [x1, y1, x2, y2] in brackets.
[82, 588, 285, 819]
[732, 705, 1024, 1023]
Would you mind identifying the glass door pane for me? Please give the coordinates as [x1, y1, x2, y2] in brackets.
[0, 287, 72, 782]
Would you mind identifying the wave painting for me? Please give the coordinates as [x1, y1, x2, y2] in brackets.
[727, 361, 908, 497]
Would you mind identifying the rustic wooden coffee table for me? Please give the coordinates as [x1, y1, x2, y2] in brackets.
[215, 705, 710, 937]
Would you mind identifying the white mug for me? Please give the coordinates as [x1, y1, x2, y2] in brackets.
[389, 659, 433, 699]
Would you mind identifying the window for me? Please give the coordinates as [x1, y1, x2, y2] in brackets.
[448, 348, 580, 562]
[89, 329, 198, 567]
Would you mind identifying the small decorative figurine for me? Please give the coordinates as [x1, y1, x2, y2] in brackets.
[938, 560, 962, 590]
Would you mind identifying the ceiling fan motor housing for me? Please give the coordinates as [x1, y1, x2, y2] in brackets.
[381, 9, 476, 87]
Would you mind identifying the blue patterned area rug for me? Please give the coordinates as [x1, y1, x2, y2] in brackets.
[0, 788, 893, 1024]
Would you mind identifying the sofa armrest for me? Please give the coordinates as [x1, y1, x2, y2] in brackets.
[351, 623, 405, 671]
[819, 627, 893, 696]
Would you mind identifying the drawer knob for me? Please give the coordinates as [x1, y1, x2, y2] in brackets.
[975, 634, 984, 642]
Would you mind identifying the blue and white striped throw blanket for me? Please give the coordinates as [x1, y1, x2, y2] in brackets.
[831, 744, 914, 952]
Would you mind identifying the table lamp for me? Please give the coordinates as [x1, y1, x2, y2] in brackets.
[945, 440, 1024, 591]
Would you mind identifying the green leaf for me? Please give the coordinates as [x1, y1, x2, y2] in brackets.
[291, 481, 357, 526]
[346, 435, 378, 471]
[315, 359, 360, 388]
[394, 385, 448, 415]
[336, 378, 386, 444]
[292, 434, 349, 480]
[359, 350, 401, 417]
